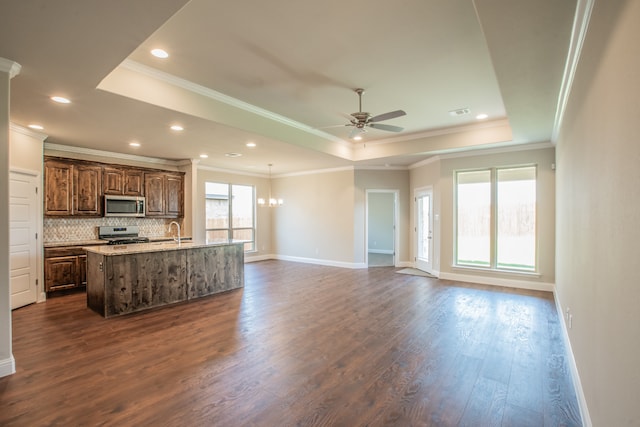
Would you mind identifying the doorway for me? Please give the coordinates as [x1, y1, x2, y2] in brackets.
[415, 187, 434, 274]
[366, 190, 398, 267]
[10, 170, 40, 309]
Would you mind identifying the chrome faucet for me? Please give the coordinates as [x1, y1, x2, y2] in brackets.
[168, 221, 181, 244]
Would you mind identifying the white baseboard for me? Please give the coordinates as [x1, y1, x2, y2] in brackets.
[244, 253, 274, 263]
[275, 254, 367, 269]
[0, 355, 16, 378]
[367, 249, 394, 255]
[553, 292, 591, 427]
[438, 271, 555, 292]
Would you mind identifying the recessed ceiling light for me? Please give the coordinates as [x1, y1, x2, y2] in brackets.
[28, 124, 44, 130]
[170, 125, 184, 131]
[476, 113, 489, 120]
[129, 142, 140, 147]
[151, 48, 169, 59]
[225, 152, 242, 158]
[51, 96, 70, 104]
[199, 154, 208, 158]
[353, 135, 363, 141]
[246, 142, 256, 148]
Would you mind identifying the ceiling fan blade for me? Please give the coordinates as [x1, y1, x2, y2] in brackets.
[370, 110, 406, 123]
[368, 123, 404, 132]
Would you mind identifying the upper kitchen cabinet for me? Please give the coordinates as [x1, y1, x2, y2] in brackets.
[44, 159, 73, 215]
[73, 164, 102, 216]
[103, 167, 144, 196]
[144, 171, 184, 218]
[44, 158, 102, 217]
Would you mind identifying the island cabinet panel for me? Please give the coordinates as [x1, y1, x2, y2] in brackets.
[104, 251, 187, 317]
[86, 243, 244, 318]
[187, 244, 244, 298]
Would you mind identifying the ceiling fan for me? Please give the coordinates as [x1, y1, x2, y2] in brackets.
[330, 88, 407, 139]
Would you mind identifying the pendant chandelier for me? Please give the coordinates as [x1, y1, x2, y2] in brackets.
[258, 164, 283, 207]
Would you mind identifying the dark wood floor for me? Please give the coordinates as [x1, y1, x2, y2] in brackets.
[1, 260, 581, 426]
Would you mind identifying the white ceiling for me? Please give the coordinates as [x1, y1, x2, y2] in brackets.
[1, 0, 576, 174]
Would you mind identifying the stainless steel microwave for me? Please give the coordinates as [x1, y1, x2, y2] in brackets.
[104, 195, 145, 217]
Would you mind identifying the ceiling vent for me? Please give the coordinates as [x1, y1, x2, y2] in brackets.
[449, 108, 470, 117]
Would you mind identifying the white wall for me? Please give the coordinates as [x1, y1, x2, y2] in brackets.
[556, 0, 640, 424]
[410, 147, 556, 288]
[273, 168, 357, 266]
[10, 125, 45, 303]
[0, 59, 19, 378]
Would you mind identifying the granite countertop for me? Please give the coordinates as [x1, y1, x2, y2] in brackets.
[43, 236, 192, 248]
[44, 239, 106, 248]
[83, 240, 244, 256]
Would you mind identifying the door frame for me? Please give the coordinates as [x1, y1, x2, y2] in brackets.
[10, 168, 44, 304]
[414, 185, 438, 276]
[365, 189, 399, 267]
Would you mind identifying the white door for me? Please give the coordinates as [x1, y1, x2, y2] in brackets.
[10, 171, 39, 309]
[415, 188, 433, 273]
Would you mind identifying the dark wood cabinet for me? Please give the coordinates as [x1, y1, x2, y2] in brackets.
[73, 164, 102, 216]
[103, 167, 144, 196]
[44, 160, 73, 215]
[44, 247, 89, 292]
[165, 173, 184, 217]
[45, 158, 102, 217]
[103, 167, 124, 195]
[44, 157, 183, 218]
[145, 171, 184, 218]
[123, 169, 144, 196]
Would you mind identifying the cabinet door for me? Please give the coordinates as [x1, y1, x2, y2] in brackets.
[144, 173, 165, 216]
[165, 174, 184, 217]
[103, 167, 124, 195]
[73, 164, 103, 216]
[45, 256, 78, 291]
[44, 160, 73, 215]
[123, 169, 144, 196]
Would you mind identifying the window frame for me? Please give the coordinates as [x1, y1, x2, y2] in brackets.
[205, 182, 257, 253]
[454, 164, 538, 273]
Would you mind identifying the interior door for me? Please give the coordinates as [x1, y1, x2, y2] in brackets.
[415, 188, 433, 273]
[10, 171, 39, 309]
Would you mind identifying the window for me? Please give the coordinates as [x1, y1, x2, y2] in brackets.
[455, 166, 536, 271]
[205, 182, 255, 252]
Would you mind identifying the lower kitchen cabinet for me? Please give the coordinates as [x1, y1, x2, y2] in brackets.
[44, 247, 89, 292]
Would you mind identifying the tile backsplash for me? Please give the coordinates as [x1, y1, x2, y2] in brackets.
[44, 217, 183, 243]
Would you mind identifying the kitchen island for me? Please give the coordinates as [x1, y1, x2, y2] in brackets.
[84, 241, 244, 318]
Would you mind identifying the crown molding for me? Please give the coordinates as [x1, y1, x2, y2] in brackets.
[0, 58, 21, 79]
[551, 0, 595, 143]
[277, 165, 355, 178]
[197, 163, 268, 178]
[360, 118, 511, 147]
[44, 142, 182, 166]
[10, 123, 47, 140]
[119, 59, 349, 146]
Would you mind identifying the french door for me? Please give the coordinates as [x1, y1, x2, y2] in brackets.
[415, 188, 433, 274]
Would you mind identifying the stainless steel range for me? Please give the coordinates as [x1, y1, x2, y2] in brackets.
[98, 225, 150, 245]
